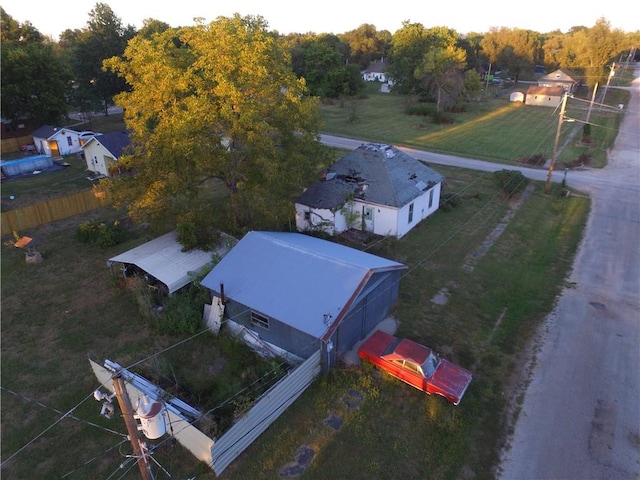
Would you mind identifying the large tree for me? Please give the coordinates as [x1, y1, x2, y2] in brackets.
[0, 8, 72, 124]
[338, 24, 391, 69]
[415, 44, 467, 112]
[61, 3, 136, 116]
[101, 15, 326, 234]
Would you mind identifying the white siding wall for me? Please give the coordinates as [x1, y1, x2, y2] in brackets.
[396, 184, 442, 238]
[295, 203, 337, 235]
[83, 143, 113, 176]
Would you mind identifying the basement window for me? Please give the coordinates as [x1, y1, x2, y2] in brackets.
[251, 311, 269, 329]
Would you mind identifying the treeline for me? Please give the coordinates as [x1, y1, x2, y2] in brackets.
[2, 3, 638, 127]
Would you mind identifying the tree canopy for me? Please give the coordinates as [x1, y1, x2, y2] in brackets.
[100, 14, 327, 236]
[0, 8, 72, 124]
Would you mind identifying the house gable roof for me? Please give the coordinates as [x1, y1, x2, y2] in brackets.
[526, 86, 565, 96]
[363, 59, 387, 74]
[82, 131, 131, 158]
[32, 125, 79, 139]
[538, 68, 580, 83]
[296, 143, 444, 210]
[200, 231, 406, 339]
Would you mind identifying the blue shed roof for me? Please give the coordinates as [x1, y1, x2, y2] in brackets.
[201, 231, 406, 339]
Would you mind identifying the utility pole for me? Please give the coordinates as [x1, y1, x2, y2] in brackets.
[585, 82, 598, 125]
[600, 62, 616, 110]
[545, 92, 568, 194]
[113, 374, 155, 480]
[485, 63, 492, 97]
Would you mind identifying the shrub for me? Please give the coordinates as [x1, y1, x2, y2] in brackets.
[493, 169, 527, 199]
[405, 104, 433, 116]
[176, 213, 220, 252]
[76, 219, 127, 248]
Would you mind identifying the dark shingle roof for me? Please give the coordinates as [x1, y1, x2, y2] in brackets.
[296, 143, 444, 209]
[84, 131, 131, 158]
[32, 125, 77, 139]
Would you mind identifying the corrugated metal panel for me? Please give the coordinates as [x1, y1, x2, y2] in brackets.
[211, 349, 322, 475]
[201, 231, 405, 338]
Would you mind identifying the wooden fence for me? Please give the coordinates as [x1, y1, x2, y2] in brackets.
[1, 189, 105, 236]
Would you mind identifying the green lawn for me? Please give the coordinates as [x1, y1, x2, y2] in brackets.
[1, 84, 610, 478]
[320, 83, 628, 168]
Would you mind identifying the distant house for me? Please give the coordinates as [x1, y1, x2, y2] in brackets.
[200, 231, 407, 368]
[524, 86, 565, 107]
[295, 143, 444, 239]
[362, 58, 389, 82]
[537, 68, 580, 94]
[31, 125, 85, 156]
[81, 131, 130, 177]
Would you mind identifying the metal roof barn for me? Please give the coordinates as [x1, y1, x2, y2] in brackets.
[201, 231, 406, 345]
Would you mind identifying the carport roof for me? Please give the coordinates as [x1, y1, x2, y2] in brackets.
[107, 231, 228, 294]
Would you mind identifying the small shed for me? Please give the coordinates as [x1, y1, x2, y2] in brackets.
[107, 231, 235, 294]
[82, 131, 131, 177]
[201, 231, 407, 369]
[510, 91, 525, 103]
[525, 86, 565, 107]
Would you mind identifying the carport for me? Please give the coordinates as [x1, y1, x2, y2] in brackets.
[107, 231, 233, 294]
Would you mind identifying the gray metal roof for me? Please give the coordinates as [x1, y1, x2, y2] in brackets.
[107, 231, 227, 294]
[201, 231, 406, 338]
[296, 143, 444, 209]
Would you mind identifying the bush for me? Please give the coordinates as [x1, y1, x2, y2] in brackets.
[405, 104, 433, 116]
[176, 214, 220, 251]
[493, 169, 527, 199]
[76, 219, 127, 248]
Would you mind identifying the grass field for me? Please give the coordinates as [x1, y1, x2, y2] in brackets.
[0, 81, 613, 478]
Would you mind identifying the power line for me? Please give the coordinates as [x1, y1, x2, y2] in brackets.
[59, 439, 130, 479]
[0, 386, 127, 438]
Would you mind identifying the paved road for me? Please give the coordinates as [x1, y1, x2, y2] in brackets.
[323, 66, 640, 479]
[496, 68, 640, 480]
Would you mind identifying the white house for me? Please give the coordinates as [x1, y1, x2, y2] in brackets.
[362, 59, 389, 82]
[31, 125, 85, 156]
[295, 143, 444, 239]
[537, 68, 580, 94]
[81, 131, 131, 177]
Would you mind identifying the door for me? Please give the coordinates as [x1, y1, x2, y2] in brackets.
[362, 206, 374, 232]
[49, 141, 60, 157]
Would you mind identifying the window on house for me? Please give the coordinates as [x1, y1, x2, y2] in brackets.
[304, 210, 311, 221]
[66, 136, 73, 146]
[251, 311, 269, 329]
[408, 203, 414, 223]
[428, 189, 434, 208]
